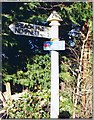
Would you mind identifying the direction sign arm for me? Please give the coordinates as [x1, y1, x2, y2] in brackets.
[9, 24, 15, 34]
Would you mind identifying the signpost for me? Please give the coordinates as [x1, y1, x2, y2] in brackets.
[9, 11, 65, 119]
[46, 11, 63, 118]
[9, 22, 51, 38]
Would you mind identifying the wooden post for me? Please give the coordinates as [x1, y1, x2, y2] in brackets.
[5, 82, 11, 100]
[47, 11, 62, 118]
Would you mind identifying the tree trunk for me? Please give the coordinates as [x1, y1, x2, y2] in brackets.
[73, 37, 85, 118]
[73, 30, 92, 118]
[81, 32, 92, 117]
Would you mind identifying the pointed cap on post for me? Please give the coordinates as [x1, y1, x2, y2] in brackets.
[47, 11, 63, 22]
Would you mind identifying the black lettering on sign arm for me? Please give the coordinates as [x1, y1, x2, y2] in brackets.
[23, 29, 31, 35]
[15, 27, 21, 34]
[24, 24, 29, 29]
[30, 29, 34, 35]
[15, 27, 24, 34]
[35, 30, 39, 36]
[16, 22, 24, 28]
[41, 26, 44, 31]
[28, 24, 33, 29]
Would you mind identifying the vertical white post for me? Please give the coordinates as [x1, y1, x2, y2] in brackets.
[51, 50, 59, 118]
[47, 11, 62, 118]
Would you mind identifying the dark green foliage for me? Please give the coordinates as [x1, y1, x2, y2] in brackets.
[14, 54, 51, 90]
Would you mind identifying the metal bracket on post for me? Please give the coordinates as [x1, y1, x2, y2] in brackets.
[47, 11, 63, 118]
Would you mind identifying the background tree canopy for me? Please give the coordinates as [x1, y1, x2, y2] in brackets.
[1, 2, 93, 119]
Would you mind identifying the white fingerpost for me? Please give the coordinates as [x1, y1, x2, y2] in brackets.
[47, 11, 62, 118]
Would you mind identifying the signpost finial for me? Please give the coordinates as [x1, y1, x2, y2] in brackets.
[47, 11, 63, 22]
